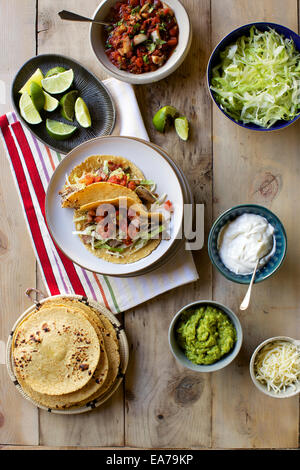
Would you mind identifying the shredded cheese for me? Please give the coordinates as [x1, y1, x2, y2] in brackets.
[65, 172, 72, 187]
[254, 340, 300, 394]
[105, 250, 124, 258]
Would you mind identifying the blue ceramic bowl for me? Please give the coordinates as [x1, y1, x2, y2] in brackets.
[207, 22, 300, 131]
[208, 204, 287, 284]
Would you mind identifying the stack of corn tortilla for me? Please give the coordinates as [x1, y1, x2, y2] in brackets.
[12, 298, 121, 410]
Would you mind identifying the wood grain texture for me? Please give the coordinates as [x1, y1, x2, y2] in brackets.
[37, 0, 124, 447]
[125, 0, 213, 448]
[0, 0, 38, 446]
[37, 0, 109, 78]
[211, 0, 299, 449]
[0, 0, 299, 449]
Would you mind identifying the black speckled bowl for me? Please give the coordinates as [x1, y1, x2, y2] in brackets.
[11, 54, 115, 154]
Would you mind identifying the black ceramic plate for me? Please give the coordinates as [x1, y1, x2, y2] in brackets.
[11, 54, 115, 154]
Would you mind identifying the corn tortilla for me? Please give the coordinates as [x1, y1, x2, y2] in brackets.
[80, 196, 162, 219]
[56, 302, 121, 407]
[14, 299, 121, 409]
[63, 182, 142, 209]
[75, 197, 163, 265]
[67, 155, 144, 184]
[39, 300, 117, 402]
[61, 154, 144, 208]
[17, 303, 110, 409]
[12, 306, 100, 396]
[76, 307, 120, 405]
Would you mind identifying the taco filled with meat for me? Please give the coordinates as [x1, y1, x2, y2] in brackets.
[60, 154, 161, 209]
[72, 196, 168, 264]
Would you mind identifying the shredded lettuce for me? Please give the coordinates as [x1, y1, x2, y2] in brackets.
[129, 238, 150, 253]
[100, 243, 128, 253]
[104, 250, 124, 258]
[129, 179, 155, 185]
[72, 225, 96, 236]
[210, 26, 300, 128]
[102, 160, 109, 174]
[153, 192, 167, 206]
[73, 215, 87, 223]
[133, 224, 165, 241]
[109, 167, 125, 178]
[93, 239, 110, 249]
[65, 173, 72, 187]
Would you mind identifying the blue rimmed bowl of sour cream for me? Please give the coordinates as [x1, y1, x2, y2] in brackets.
[208, 204, 287, 284]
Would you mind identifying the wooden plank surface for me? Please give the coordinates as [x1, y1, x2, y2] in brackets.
[0, 0, 39, 446]
[0, 0, 299, 449]
[211, 0, 300, 448]
[37, 0, 124, 448]
[125, 0, 213, 448]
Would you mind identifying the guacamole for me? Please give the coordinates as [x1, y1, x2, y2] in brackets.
[176, 305, 236, 365]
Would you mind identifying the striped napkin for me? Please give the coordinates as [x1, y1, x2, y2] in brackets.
[0, 78, 198, 313]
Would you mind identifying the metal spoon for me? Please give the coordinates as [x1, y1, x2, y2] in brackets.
[239, 258, 260, 311]
[58, 10, 111, 27]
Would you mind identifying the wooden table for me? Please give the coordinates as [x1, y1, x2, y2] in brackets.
[0, 0, 299, 450]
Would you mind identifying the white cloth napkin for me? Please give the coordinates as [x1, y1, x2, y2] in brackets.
[104, 77, 149, 140]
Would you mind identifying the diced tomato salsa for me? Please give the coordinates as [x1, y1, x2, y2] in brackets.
[87, 205, 141, 245]
[79, 161, 139, 190]
[164, 199, 173, 211]
[104, 0, 179, 74]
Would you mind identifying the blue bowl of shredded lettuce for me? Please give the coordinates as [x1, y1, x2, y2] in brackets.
[207, 23, 300, 130]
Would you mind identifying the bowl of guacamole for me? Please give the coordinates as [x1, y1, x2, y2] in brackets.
[168, 301, 243, 372]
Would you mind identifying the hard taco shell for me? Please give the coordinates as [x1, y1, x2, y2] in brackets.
[61, 154, 144, 208]
[62, 182, 142, 208]
[67, 155, 144, 184]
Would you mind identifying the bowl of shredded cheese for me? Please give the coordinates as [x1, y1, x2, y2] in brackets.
[250, 336, 300, 398]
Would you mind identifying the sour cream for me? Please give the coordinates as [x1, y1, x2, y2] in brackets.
[218, 213, 275, 275]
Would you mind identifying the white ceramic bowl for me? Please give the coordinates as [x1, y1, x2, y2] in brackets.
[249, 336, 300, 398]
[168, 300, 243, 372]
[90, 0, 192, 84]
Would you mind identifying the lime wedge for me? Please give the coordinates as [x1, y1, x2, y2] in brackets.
[43, 91, 59, 112]
[45, 66, 66, 78]
[60, 90, 79, 121]
[19, 68, 44, 94]
[153, 105, 178, 132]
[41, 69, 74, 95]
[174, 116, 189, 141]
[46, 119, 77, 140]
[19, 92, 42, 125]
[75, 97, 91, 128]
[30, 82, 45, 111]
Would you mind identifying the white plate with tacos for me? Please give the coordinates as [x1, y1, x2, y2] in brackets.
[45, 136, 184, 276]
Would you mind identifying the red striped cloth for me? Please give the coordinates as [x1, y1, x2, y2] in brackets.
[0, 111, 199, 313]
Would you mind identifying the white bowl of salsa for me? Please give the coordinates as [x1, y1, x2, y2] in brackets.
[90, 0, 192, 84]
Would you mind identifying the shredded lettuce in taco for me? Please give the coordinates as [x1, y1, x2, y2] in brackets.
[60, 157, 160, 208]
[73, 200, 168, 259]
